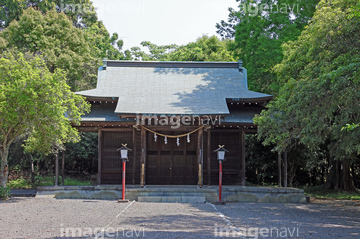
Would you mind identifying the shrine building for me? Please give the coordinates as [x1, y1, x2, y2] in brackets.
[75, 60, 272, 187]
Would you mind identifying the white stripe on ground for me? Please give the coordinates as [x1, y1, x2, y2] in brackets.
[208, 203, 247, 238]
[93, 200, 136, 239]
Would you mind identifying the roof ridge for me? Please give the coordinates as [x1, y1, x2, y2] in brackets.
[103, 60, 240, 69]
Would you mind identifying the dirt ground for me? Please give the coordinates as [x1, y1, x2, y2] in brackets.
[1, 197, 360, 238]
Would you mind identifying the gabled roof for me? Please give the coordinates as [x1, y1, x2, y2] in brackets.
[77, 60, 272, 115]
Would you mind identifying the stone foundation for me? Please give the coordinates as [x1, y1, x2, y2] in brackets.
[36, 185, 307, 203]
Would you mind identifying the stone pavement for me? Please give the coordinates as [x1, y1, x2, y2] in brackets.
[0, 197, 359, 238]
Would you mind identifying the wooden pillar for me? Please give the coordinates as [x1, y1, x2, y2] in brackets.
[207, 129, 211, 186]
[241, 129, 246, 186]
[278, 152, 282, 187]
[97, 128, 102, 185]
[197, 128, 204, 187]
[132, 127, 137, 185]
[140, 127, 147, 187]
[55, 152, 59, 186]
[283, 148, 288, 188]
[62, 150, 65, 186]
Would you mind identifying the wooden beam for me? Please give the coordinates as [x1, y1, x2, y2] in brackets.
[55, 152, 59, 186]
[140, 127, 147, 187]
[76, 128, 99, 132]
[145, 125, 198, 132]
[207, 130, 211, 186]
[100, 128, 133, 132]
[86, 97, 118, 102]
[283, 148, 288, 188]
[241, 129, 246, 186]
[132, 127, 137, 185]
[74, 123, 136, 129]
[197, 128, 204, 187]
[97, 128, 102, 185]
[211, 128, 256, 133]
[278, 152, 282, 187]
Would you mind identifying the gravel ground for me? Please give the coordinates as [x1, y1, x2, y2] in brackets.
[0, 198, 359, 239]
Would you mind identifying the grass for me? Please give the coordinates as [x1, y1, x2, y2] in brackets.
[303, 185, 360, 200]
[7, 177, 32, 189]
[8, 176, 91, 189]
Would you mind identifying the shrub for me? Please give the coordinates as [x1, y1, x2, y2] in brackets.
[0, 186, 11, 200]
[7, 177, 31, 189]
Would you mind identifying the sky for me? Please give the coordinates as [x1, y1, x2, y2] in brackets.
[91, 0, 239, 50]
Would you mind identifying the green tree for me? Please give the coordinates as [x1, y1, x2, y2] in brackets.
[84, 21, 128, 60]
[164, 35, 235, 62]
[1, 1, 126, 61]
[216, 6, 240, 39]
[128, 36, 234, 62]
[129, 41, 178, 61]
[0, 0, 98, 30]
[255, 0, 360, 190]
[0, 51, 90, 187]
[218, 0, 319, 94]
[1, 7, 99, 90]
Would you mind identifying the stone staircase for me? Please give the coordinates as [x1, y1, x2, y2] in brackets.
[126, 187, 218, 203]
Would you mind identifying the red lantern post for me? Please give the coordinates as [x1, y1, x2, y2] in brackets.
[117, 144, 132, 203]
[214, 145, 228, 205]
[219, 160, 223, 202]
[122, 160, 126, 200]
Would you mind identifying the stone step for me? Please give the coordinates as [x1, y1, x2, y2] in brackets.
[137, 196, 206, 203]
[135, 192, 210, 196]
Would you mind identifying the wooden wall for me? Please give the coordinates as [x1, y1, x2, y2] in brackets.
[99, 128, 244, 185]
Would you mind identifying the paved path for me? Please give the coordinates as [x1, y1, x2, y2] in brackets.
[0, 198, 359, 238]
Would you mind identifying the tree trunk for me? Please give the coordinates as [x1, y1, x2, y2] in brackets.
[335, 160, 340, 190]
[351, 163, 357, 188]
[0, 146, 10, 188]
[30, 155, 35, 184]
[325, 152, 338, 189]
[62, 151, 65, 186]
[325, 157, 355, 190]
[341, 158, 356, 191]
[278, 152, 281, 187]
[55, 152, 59, 186]
[283, 149, 288, 188]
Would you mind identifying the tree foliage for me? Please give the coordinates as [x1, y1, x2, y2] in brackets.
[1, 1, 127, 62]
[218, 0, 319, 94]
[1, 7, 99, 90]
[0, 51, 90, 187]
[164, 35, 235, 62]
[0, 0, 98, 30]
[84, 21, 129, 61]
[216, 7, 240, 39]
[255, 0, 360, 189]
[128, 36, 234, 62]
[129, 41, 178, 61]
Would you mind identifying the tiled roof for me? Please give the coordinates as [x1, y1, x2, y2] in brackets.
[80, 105, 260, 124]
[80, 105, 132, 122]
[77, 61, 272, 115]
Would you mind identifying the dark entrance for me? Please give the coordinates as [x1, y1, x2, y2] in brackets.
[101, 131, 136, 184]
[210, 131, 242, 185]
[146, 132, 197, 185]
